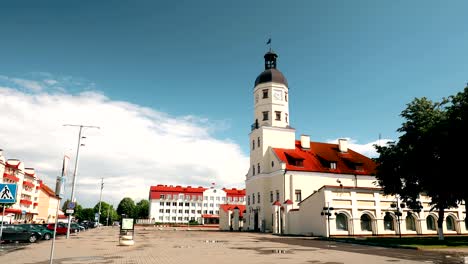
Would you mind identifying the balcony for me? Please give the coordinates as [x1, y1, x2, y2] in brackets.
[23, 181, 35, 188]
[20, 199, 33, 206]
[3, 173, 20, 182]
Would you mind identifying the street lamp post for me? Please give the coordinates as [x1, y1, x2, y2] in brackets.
[64, 124, 100, 239]
[321, 203, 334, 239]
[98, 178, 104, 226]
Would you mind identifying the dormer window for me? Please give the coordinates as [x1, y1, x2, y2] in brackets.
[262, 89, 268, 98]
[285, 153, 304, 167]
[330, 162, 337, 170]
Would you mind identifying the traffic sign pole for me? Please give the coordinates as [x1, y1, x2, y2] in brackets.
[0, 205, 5, 241]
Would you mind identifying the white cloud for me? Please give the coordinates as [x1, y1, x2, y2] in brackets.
[326, 138, 393, 158]
[0, 84, 249, 208]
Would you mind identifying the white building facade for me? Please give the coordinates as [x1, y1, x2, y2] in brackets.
[0, 149, 40, 223]
[244, 50, 467, 236]
[149, 185, 245, 224]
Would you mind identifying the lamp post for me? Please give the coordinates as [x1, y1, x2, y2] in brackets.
[64, 124, 100, 239]
[321, 203, 334, 239]
[98, 178, 104, 226]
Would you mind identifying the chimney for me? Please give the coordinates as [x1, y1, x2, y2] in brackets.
[338, 138, 348, 152]
[300, 135, 310, 149]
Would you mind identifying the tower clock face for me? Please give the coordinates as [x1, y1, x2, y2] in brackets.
[273, 90, 282, 100]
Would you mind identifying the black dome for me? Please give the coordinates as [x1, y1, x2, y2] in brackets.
[255, 68, 288, 87]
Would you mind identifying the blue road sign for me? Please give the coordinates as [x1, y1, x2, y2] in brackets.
[68, 202, 76, 209]
[0, 183, 17, 204]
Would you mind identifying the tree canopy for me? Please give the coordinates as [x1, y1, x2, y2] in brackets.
[375, 85, 468, 240]
[117, 197, 136, 218]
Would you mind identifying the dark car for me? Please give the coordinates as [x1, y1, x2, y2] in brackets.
[1, 225, 41, 243]
[20, 224, 54, 240]
[70, 223, 85, 232]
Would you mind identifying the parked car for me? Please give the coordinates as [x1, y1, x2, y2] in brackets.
[20, 224, 54, 240]
[46, 222, 78, 235]
[70, 223, 85, 232]
[1, 225, 41, 243]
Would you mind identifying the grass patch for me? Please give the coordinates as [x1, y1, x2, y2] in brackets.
[331, 236, 468, 249]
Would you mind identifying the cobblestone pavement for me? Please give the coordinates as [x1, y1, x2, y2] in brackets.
[1, 226, 467, 264]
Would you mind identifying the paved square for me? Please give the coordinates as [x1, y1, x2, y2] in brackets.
[1, 226, 466, 264]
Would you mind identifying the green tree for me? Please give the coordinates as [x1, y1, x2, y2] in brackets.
[93, 202, 118, 225]
[117, 197, 136, 218]
[375, 97, 458, 240]
[75, 208, 95, 221]
[135, 199, 149, 219]
[445, 85, 468, 221]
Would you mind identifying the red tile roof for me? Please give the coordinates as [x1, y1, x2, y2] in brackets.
[222, 188, 246, 197]
[219, 204, 246, 217]
[273, 141, 376, 175]
[149, 185, 206, 199]
[40, 183, 57, 197]
[284, 199, 293, 205]
[272, 201, 281, 206]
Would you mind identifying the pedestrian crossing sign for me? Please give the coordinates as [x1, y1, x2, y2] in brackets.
[0, 183, 17, 204]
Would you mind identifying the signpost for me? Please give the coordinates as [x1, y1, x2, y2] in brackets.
[0, 183, 17, 242]
[119, 216, 135, 246]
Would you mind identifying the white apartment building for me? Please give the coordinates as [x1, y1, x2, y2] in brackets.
[0, 149, 40, 223]
[148, 185, 245, 224]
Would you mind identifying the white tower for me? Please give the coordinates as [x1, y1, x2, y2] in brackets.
[249, 50, 296, 178]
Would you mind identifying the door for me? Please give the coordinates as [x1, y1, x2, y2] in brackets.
[253, 210, 259, 231]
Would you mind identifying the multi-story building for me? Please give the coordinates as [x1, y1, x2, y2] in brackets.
[244, 49, 467, 236]
[0, 150, 40, 223]
[149, 184, 245, 224]
[35, 181, 62, 224]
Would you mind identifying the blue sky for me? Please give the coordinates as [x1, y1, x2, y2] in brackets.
[1, 1, 467, 206]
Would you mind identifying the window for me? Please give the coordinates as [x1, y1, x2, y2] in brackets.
[257, 192, 261, 203]
[178, 209, 182, 213]
[262, 111, 269, 121]
[426, 215, 436, 231]
[405, 215, 416, 231]
[191, 210, 195, 214]
[252, 165, 255, 176]
[172, 209, 177, 213]
[203, 203, 208, 207]
[178, 217, 182, 221]
[183, 217, 188, 221]
[257, 163, 260, 173]
[184, 210, 189, 214]
[270, 191, 273, 202]
[185, 195, 190, 200]
[204, 196, 208, 200]
[247, 195, 250, 205]
[336, 213, 348, 231]
[276, 190, 280, 202]
[168, 194, 172, 199]
[271, 161, 274, 167]
[285, 113, 288, 123]
[215, 210, 219, 214]
[330, 162, 337, 170]
[384, 214, 394, 230]
[257, 137, 260, 147]
[360, 214, 372, 231]
[178, 202, 183, 206]
[233, 197, 238, 202]
[197, 210, 201, 214]
[209, 210, 213, 214]
[166, 202, 171, 206]
[285, 92, 288, 102]
[262, 89, 268, 98]
[160, 194, 165, 199]
[172, 216, 176, 221]
[185, 202, 189, 206]
[228, 197, 232, 202]
[252, 140, 255, 150]
[159, 216, 163, 220]
[160, 202, 164, 206]
[295, 190, 302, 202]
[210, 196, 214, 200]
[203, 210, 207, 214]
[222, 197, 226, 201]
[216, 197, 220, 201]
[159, 209, 164, 213]
[252, 193, 255, 204]
[275, 111, 281, 121]
[191, 203, 196, 206]
[209, 203, 214, 207]
[446, 216, 455, 231]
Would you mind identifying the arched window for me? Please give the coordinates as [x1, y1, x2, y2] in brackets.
[384, 214, 394, 231]
[405, 215, 416, 231]
[426, 215, 436, 231]
[336, 213, 348, 231]
[360, 214, 372, 231]
[446, 215, 455, 231]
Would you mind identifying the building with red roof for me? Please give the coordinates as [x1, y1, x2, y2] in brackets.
[245, 50, 467, 237]
[245, 50, 378, 233]
[0, 149, 40, 223]
[149, 184, 245, 224]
